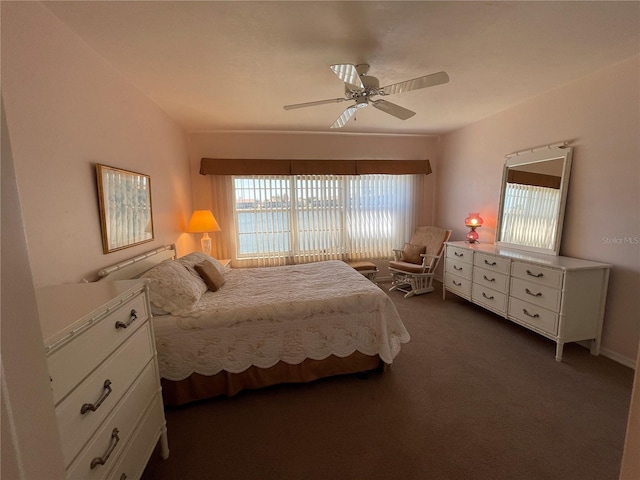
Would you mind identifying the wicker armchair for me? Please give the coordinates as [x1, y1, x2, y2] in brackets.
[389, 226, 452, 298]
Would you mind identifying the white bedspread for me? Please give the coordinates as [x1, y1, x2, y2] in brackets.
[152, 260, 410, 381]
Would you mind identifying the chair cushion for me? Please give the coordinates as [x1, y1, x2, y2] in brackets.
[346, 261, 378, 272]
[389, 260, 427, 273]
[400, 243, 426, 264]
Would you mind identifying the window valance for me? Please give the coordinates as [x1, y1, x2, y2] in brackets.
[199, 158, 431, 176]
[507, 170, 561, 189]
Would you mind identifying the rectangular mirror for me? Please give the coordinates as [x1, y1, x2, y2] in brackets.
[496, 145, 572, 256]
[96, 164, 154, 254]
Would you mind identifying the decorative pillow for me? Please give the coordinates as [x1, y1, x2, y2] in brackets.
[177, 252, 228, 278]
[141, 259, 207, 315]
[194, 260, 225, 292]
[400, 243, 426, 264]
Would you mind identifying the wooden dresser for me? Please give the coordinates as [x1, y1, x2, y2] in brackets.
[443, 241, 611, 361]
[36, 280, 169, 479]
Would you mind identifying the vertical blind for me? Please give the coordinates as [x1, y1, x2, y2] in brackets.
[500, 183, 561, 250]
[230, 174, 420, 267]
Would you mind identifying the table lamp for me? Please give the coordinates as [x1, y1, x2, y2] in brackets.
[465, 212, 483, 243]
[186, 210, 220, 255]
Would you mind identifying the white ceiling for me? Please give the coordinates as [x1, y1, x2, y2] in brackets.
[44, 1, 640, 135]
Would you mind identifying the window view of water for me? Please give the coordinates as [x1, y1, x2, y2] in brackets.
[233, 175, 412, 258]
[237, 210, 290, 254]
[237, 209, 395, 257]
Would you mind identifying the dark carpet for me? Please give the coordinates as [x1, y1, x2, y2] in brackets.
[142, 281, 633, 480]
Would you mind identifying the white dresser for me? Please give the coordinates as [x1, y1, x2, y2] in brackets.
[443, 241, 610, 361]
[37, 280, 169, 479]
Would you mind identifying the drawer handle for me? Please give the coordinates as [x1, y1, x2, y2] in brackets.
[484, 259, 497, 266]
[525, 288, 542, 297]
[90, 428, 120, 469]
[454, 252, 464, 257]
[81, 379, 112, 415]
[120, 474, 127, 480]
[526, 269, 544, 278]
[453, 265, 463, 271]
[115, 309, 138, 329]
[483, 275, 495, 282]
[522, 308, 540, 319]
[482, 292, 495, 300]
[453, 280, 462, 286]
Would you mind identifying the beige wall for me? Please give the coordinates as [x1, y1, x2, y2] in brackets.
[1, 100, 66, 480]
[1, 1, 196, 288]
[437, 56, 640, 365]
[0, 3, 195, 473]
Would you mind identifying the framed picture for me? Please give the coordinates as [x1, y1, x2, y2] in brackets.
[96, 164, 154, 254]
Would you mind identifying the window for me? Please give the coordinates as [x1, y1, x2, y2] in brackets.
[233, 175, 417, 263]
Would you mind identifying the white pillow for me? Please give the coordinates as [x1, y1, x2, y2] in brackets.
[177, 252, 228, 277]
[141, 259, 207, 315]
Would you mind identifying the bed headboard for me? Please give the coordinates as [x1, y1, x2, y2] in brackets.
[97, 244, 176, 281]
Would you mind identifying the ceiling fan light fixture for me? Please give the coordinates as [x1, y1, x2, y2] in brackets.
[284, 64, 450, 128]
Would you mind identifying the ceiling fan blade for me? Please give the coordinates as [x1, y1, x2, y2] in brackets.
[371, 99, 415, 120]
[330, 105, 359, 129]
[330, 64, 364, 90]
[283, 97, 348, 110]
[380, 71, 449, 96]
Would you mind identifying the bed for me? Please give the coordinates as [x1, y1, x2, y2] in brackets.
[98, 245, 410, 405]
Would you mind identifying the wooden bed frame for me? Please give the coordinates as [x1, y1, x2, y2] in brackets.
[98, 245, 385, 406]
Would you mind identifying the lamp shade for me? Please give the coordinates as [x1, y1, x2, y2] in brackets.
[464, 213, 484, 228]
[186, 210, 220, 233]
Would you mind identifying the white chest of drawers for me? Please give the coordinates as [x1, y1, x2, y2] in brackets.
[443, 241, 611, 361]
[37, 280, 169, 479]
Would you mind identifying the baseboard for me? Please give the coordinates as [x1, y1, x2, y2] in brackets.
[600, 347, 637, 369]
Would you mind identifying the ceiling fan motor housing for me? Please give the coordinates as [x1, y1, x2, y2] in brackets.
[345, 75, 380, 99]
[355, 97, 369, 108]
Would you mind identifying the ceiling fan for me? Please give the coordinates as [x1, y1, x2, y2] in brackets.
[283, 64, 449, 128]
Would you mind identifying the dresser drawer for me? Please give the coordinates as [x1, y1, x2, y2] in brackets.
[48, 292, 149, 404]
[446, 245, 472, 264]
[510, 277, 561, 312]
[472, 284, 508, 314]
[474, 252, 510, 275]
[56, 323, 154, 467]
[509, 297, 558, 335]
[444, 273, 472, 298]
[446, 260, 473, 280]
[106, 397, 165, 480]
[473, 267, 509, 293]
[511, 261, 563, 288]
[66, 360, 158, 480]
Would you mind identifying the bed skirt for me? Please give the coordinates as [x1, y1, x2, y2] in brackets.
[161, 352, 386, 406]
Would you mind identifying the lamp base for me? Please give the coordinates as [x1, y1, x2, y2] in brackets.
[200, 233, 212, 255]
[466, 228, 479, 243]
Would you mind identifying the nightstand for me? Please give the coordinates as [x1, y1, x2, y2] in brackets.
[217, 259, 231, 268]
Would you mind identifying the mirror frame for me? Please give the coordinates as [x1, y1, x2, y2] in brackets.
[96, 164, 154, 254]
[496, 145, 573, 256]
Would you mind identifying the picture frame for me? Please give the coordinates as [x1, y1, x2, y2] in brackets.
[96, 164, 154, 254]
